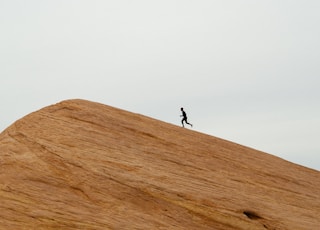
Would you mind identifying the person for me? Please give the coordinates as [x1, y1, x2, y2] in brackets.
[180, 107, 193, 128]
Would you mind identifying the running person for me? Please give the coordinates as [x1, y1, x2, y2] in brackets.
[180, 107, 193, 128]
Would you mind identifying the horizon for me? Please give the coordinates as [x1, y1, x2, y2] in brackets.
[1, 97, 319, 171]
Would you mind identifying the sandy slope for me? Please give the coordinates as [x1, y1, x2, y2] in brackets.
[0, 99, 319, 229]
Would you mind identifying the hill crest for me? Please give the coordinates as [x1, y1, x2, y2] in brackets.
[0, 99, 319, 229]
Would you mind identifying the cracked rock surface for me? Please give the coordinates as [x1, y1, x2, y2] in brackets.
[0, 99, 319, 229]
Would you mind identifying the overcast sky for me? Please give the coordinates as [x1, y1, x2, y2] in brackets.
[1, 1, 319, 170]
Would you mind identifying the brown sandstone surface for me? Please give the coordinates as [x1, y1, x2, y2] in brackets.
[0, 99, 319, 229]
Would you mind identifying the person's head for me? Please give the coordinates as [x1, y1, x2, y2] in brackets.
[180, 107, 184, 111]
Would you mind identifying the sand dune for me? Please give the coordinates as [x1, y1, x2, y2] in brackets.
[0, 99, 319, 229]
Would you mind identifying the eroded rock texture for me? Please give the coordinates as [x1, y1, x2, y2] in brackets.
[0, 99, 319, 229]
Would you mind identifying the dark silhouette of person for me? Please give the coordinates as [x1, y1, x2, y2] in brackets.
[180, 107, 193, 128]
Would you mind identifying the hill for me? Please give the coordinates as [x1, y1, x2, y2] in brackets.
[0, 99, 319, 229]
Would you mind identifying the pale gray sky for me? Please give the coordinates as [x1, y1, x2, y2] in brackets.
[1, 1, 319, 170]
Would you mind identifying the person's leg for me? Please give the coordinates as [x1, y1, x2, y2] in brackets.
[181, 118, 185, 127]
[186, 119, 193, 127]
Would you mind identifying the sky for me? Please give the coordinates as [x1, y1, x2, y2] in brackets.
[1, 1, 319, 170]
